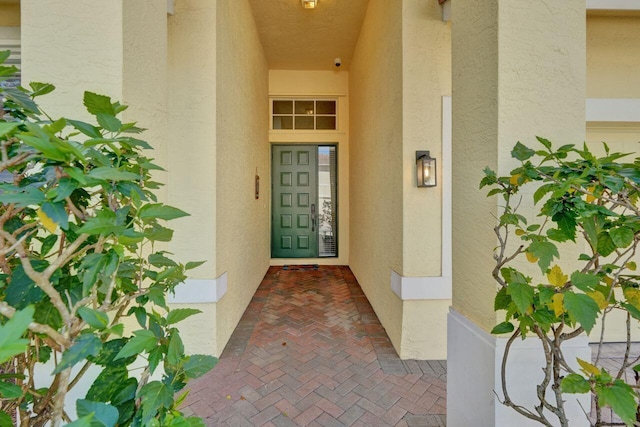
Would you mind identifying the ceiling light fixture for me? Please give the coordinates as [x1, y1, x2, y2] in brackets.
[301, 0, 318, 9]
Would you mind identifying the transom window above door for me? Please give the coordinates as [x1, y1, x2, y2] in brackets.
[271, 99, 337, 130]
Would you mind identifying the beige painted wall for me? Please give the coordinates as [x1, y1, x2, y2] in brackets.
[0, 3, 19, 26]
[21, 0, 168, 193]
[397, 0, 452, 361]
[349, 0, 404, 352]
[215, 0, 270, 354]
[21, 0, 124, 119]
[587, 16, 640, 98]
[167, 0, 218, 355]
[452, 0, 586, 333]
[269, 70, 350, 266]
[402, 0, 450, 276]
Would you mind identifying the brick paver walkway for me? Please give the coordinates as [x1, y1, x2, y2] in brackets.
[181, 266, 447, 426]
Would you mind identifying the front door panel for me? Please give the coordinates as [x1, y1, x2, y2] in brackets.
[272, 146, 318, 258]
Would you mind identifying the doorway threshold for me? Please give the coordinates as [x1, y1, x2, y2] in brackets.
[281, 264, 319, 271]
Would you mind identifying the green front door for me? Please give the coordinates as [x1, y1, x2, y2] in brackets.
[272, 145, 318, 258]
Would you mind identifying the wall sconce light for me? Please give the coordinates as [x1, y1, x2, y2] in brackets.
[416, 151, 437, 187]
[301, 0, 318, 9]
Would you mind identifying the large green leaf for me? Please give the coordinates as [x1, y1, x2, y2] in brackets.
[63, 415, 94, 427]
[570, 271, 600, 293]
[88, 338, 137, 367]
[114, 330, 157, 360]
[166, 308, 201, 325]
[77, 216, 125, 236]
[19, 134, 68, 161]
[0, 381, 23, 398]
[76, 399, 119, 427]
[610, 226, 634, 249]
[87, 167, 140, 182]
[84, 92, 114, 116]
[490, 321, 514, 335]
[86, 365, 129, 402]
[511, 142, 535, 161]
[183, 355, 217, 379]
[595, 380, 638, 427]
[0, 306, 34, 363]
[0, 410, 14, 427]
[564, 292, 600, 334]
[4, 87, 39, 114]
[597, 232, 617, 257]
[561, 373, 590, 394]
[53, 334, 102, 374]
[507, 281, 534, 315]
[0, 185, 45, 207]
[144, 224, 174, 242]
[33, 300, 63, 329]
[5, 261, 48, 309]
[0, 122, 19, 138]
[40, 234, 59, 256]
[28, 82, 55, 97]
[138, 204, 189, 221]
[167, 333, 184, 366]
[528, 241, 559, 272]
[68, 119, 102, 139]
[140, 381, 173, 424]
[149, 253, 178, 268]
[41, 201, 69, 230]
[552, 211, 577, 242]
[96, 113, 122, 133]
[78, 307, 110, 330]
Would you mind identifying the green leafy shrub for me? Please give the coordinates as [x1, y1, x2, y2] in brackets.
[482, 137, 640, 426]
[0, 51, 216, 426]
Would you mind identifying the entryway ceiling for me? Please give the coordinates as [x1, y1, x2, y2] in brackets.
[248, 0, 369, 71]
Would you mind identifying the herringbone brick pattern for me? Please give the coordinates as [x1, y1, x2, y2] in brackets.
[181, 266, 447, 426]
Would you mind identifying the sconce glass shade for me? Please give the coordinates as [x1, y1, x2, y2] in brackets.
[416, 151, 437, 187]
[301, 0, 318, 9]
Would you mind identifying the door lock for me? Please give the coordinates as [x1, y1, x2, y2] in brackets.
[311, 203, 316, 232]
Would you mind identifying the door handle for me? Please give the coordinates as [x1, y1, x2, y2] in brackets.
[311, 203, 316, 232]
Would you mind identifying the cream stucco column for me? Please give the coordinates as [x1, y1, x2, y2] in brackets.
[449, 1, 588, 426]
[20, 0, 170, 414]
[21, 1, 168, 179]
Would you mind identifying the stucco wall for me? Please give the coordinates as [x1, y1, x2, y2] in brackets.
[215, 0, 270, 353]
[402, 0, 450, 276]
[452, 0, 586, 333]
[451, 0, 500, 333]
[268, 70, 350, 266]
[21, 0, 124, 119]
[349, 0, 404, 352]
[167, 0, 218, 355]
[587, 15, 640, 98]
[397, 0, 451, 360]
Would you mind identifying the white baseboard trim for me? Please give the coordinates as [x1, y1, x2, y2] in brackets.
[390, 270, 452, 300]
[586, 98, 640, 123]
[587, 0, 640, 10]
[441, 0, 451, 22]
[447, 308, 591, 427]
[168, 272, 227, 303]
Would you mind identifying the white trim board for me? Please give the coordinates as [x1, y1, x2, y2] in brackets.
[586, 98, 640, 123]
[390, 271, 451, 300]
[587, 0, 640, 10]
[447, 308, 591, 427]
[441, 1, 451, 22]
[168, 272, 227, 304]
